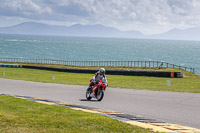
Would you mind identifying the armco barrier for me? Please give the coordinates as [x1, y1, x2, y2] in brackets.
[22, 65, 183, 78]
[0, 64, 21, 68]
[0, 58, 195, 74]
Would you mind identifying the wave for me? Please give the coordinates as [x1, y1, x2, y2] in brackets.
[5, 39, 41, 43]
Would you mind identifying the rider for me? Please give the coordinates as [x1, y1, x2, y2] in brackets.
[89, 68, 108, 90]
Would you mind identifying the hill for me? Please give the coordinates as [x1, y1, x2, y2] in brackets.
[0, 22, 143, 38]
[0, 22, 200, 40]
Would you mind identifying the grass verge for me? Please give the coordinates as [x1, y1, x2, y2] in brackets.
[0, 66, 200, 93]
[0, 95, 150, 133]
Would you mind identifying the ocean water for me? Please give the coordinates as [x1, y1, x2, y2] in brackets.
[0, 34, 200, 74]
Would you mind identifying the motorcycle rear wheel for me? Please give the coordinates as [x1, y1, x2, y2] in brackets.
[86, 87, 92, 100]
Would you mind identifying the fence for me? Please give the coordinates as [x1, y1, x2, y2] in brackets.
[0, 57, 195, 73]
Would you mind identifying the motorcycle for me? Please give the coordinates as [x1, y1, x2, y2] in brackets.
[86, 78, 107, 101]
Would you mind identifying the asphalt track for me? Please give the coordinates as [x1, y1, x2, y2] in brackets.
[1, 78, 200, 129]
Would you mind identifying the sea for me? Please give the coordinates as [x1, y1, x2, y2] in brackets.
[0, 34, 200, 74]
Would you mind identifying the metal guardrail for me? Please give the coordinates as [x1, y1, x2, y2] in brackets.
[0, 57, 195, 73]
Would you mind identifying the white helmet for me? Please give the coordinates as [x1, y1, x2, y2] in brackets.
[99, 68, 105, 74]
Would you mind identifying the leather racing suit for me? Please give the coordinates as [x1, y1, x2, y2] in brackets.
[90, 71, 107, 87]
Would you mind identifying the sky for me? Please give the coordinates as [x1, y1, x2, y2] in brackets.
[0, 0, 200, 34]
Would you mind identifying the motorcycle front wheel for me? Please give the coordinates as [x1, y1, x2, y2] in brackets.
[96, 90, 104, 101]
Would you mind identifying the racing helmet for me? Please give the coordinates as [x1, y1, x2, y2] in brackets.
[99, 68, 105, 75]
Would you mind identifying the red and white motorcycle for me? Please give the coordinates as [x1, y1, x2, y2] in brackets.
[86, 78, 107, 101]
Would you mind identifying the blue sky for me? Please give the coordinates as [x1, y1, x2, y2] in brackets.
[0, 0, 200, 34]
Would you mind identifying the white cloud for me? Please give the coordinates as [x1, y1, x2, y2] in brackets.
[1, 0, 51, 15]
[0, 0, 200, 34]
[81, 0, 200, 33]
[45, 0, 71, 6]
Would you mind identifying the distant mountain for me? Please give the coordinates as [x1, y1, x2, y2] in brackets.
[0, 22, 200, 40]
[149, 27, 200, 41]
[0, 22, 65, 35]
[0, 22, 143, 38]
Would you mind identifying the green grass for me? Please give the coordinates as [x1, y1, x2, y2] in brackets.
[0, 66, 200, 93]
[0, 95, 150, 133]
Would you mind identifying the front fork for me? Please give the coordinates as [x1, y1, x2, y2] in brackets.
[94, 87, 104, 97]
[93, 86, 98, 97]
